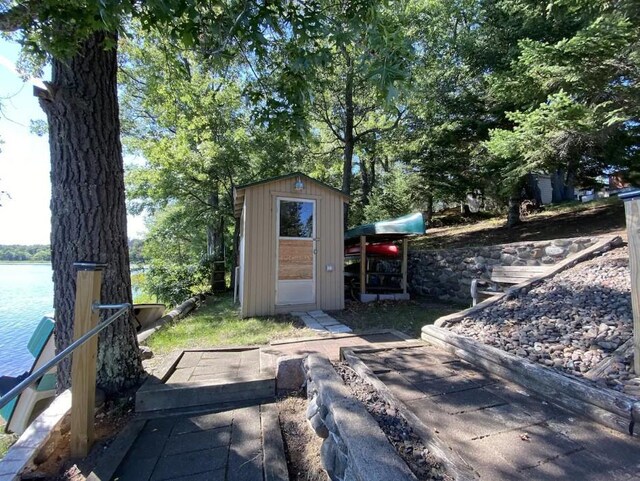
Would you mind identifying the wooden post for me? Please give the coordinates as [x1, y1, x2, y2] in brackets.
[401, 238, 409, 294]
[70, 263, 104, 458]
[360, 235, 367, 297]
[622, 191, 640, 375]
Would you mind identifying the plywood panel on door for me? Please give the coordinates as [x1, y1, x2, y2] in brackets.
[278, 239, 313, 280]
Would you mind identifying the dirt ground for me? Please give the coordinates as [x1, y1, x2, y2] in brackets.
[414, 199, 626, 250]
[21, 395, 135, 481]
[277, 395, 327, 481]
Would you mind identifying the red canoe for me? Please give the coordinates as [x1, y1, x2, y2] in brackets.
[345, 243, 400, 257]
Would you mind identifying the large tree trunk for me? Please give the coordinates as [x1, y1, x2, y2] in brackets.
[38, 31, 143, 394]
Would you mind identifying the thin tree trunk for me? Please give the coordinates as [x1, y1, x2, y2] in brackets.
[506, 186, 522, 228]
[231, 216, 241, 296]
[38, 31, 142, 394]
[550, 169, 564, 204]
[424, 193, 434, 225]
[206, 189, 224, 260]
[563, 166, 576, 201]
[361, 156, 369, 207]
[361, 157, 376, 207]
[342, 59, 355, 228]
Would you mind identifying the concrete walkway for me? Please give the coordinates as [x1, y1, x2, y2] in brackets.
[90, 404, 286, 481]
[94, 331, 411, 481]
[292, 310, 352, 334]
[355, 345, 640, 481]
[263, 330, 407, 361]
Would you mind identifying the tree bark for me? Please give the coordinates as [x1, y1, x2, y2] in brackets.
[207, 189, 224, 260]
[361, 157, 369, 207]
[38, 31, 143, 394]
[361, 157, 376, 208]
[550, 169, 564, 204]
[424, 193, 434, 225]
[506, 186, 522, 228]
[231, 216, 241, 295]
[342, 58, 355, 228]
[563, 167, 576, 201]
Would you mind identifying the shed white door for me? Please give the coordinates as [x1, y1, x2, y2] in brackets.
[276, 198, 316, 305]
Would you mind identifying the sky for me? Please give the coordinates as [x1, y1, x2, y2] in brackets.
[0, 39, 146, 245]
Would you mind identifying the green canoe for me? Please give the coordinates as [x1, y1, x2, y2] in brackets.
[345, 212, 425, 242]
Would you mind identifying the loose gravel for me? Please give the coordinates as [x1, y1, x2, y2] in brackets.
[450, 245, 638, 396]
[334, 362, 450, 481]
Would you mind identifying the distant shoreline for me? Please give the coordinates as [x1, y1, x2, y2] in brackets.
[0, 261, 51, 265]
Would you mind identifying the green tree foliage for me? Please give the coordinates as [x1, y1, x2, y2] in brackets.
[0, 245, 51, 262]
[245, 0, 415, 224]
[139, 206, 212, 305]
[0, 0, 372, 391]
[128, 239, 145, 265]
[484, 0, 640, 220]
[119, 26, 313, 295]
[362, 165, 418, 223]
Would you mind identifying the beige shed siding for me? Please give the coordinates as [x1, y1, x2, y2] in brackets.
[240, 177, 345, 317]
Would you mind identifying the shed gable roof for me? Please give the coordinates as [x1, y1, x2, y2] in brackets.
[234, 172, 349, 217]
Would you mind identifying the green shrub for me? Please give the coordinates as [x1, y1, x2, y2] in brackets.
[143, 256, 213, 305]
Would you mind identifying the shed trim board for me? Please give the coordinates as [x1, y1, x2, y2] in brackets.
[236, 174, 346, 318]
[234, 172, 349, 218]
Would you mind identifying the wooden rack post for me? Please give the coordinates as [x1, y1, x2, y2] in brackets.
[360, 235, 367, 297]
[70, 263, 104, 458]
[401, 238, 409, 294]
[623, 191, 640, 375]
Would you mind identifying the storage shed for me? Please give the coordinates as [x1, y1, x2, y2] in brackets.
[234, 173, 349, 318]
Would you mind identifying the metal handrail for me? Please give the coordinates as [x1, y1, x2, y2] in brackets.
[0, 303, 131, 411]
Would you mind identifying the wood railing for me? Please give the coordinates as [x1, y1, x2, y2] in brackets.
[0, 262, 131, 457]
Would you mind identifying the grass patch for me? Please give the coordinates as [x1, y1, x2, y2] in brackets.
[0, 422, 16, 459]
[532, 196, 619, 214]
[146, 294, 314, 355]
[332, 300, 460, 338]
[412, 197, 624, 250]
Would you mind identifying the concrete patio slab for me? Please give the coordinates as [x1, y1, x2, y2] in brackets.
[354, 345, 640, 481]
[93, 404, 287, 481]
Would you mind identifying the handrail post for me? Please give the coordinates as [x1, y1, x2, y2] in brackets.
[622, 190, 640, 375]
[70, 262, 106, 458]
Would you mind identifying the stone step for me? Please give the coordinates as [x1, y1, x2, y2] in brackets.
[88, 403, 289, 481]
[136, 376, 275, 412]
[136, 348, 276, 414]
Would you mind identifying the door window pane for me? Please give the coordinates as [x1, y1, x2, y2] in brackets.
[280, 201, 313, 238]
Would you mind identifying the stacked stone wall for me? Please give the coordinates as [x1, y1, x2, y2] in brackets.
[409, 236, 599, 303]
[304, 355, 417, 481]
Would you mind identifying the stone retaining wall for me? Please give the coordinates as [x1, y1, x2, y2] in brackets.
[409, 236, 600, 303]
[303, 355, 416, 481]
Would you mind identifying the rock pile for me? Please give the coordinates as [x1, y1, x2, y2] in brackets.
[334, 363, 448, 481]
[450, 246, 636, 394]
[409, 236, 599, 303]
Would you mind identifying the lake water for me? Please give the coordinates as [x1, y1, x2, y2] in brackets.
[0, 264, 54, 377]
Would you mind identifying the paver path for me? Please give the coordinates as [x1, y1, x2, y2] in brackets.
[167, 349, 263, 384]
[100, 404, 284, 481]
[264, 331, 405, 361]
[102, 331, 409, 481]
[292, 310, 352, 334]
[356, 345, 640, 481]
